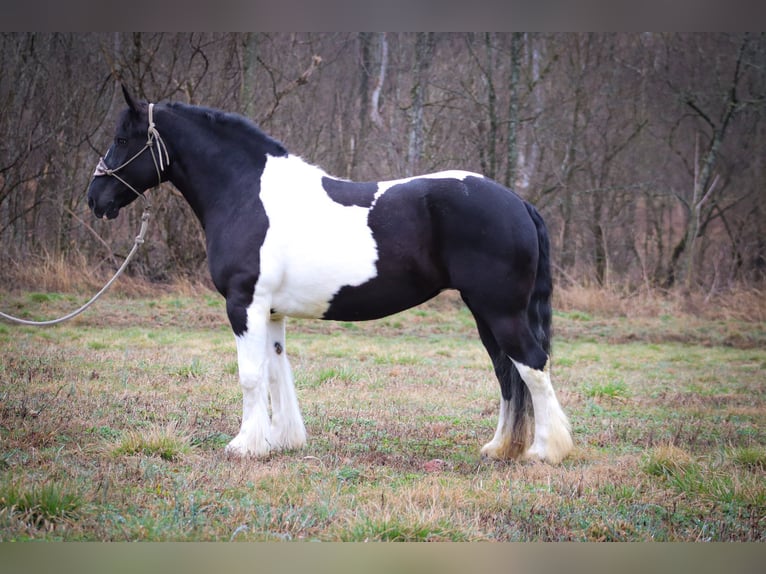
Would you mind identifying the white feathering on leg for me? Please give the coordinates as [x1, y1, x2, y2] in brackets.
[511, 359, 573, 464]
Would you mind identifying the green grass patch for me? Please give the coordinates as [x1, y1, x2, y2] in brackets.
[175, 357, 206, 379]
[582, 378, 630, 399]
[111, 425, 191, 461]
[643, 445, 696, 478]
[0, 481, 83, 524]
[341, 517, 472, 541]
[26, 292, 65, 304]
[730, 446, 766, 471]
[306, 366, 359, 388]
[559, 310, 593, 322]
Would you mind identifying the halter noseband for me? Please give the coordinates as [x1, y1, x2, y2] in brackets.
[93, 103, 170, 206]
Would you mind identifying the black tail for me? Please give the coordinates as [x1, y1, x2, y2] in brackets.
[524, 201, 553, 355]
[505, 202, 553, 453]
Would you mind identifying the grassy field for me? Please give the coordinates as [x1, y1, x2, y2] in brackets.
[0, 287, 764, 541]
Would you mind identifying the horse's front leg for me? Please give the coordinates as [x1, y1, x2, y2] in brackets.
[225, 298, 272, 457]
[267, 317, 306, 451]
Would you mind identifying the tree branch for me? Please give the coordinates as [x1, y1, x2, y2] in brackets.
[685, 97, 715, 132]
[259, 54, 322, 124]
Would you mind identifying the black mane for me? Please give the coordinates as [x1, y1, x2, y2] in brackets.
[165, 101, 288, 157]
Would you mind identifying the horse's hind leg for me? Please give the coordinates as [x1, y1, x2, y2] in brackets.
[499, 315, 572, 464]
[512, 357, 572, 464]
[266, 318, 306, 451]
[469, 310, 531, 460]
[474, 308, 572, 464]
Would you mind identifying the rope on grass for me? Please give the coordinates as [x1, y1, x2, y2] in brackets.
[0, 209, 151, 326]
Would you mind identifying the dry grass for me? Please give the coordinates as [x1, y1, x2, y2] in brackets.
[1, 281, 765, 541]
[554, 283, 766, 323]
[3, 253, 764, 323]
[0, 252, 213, 298]
[1, 252, 102, 294]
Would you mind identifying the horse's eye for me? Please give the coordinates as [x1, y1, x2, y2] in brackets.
[116, 137, 128, 146]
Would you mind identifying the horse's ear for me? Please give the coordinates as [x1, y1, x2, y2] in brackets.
[121, 84, 141, 113]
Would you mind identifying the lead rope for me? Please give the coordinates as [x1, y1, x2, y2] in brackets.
[0, 211, 151, 326]
[0, 103, 166, 327]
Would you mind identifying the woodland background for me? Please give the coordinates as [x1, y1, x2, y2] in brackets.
[1, 32, 764, 293]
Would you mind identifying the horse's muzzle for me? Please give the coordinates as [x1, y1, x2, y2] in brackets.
[88, 196, 120, 220]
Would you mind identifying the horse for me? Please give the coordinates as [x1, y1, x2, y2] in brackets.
[87, 86, 573, 464]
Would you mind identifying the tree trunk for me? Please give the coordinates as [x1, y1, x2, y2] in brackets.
[240, 33, 258, 118]
[558, 38, 587, 271]
[407, 32, 433, 177]
[683, 135, 721, 291]
[668, 34, 750, 290]
[482, 33, 498, 179]
[369, 32, 388, 129]
[592, 190, 606, 286]
[505, 32, 522, 189]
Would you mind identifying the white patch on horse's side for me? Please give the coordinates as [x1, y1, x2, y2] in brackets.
[511, 359, 573, 464]
[371, 169, 482, 207]
[257, 155, 379, 318]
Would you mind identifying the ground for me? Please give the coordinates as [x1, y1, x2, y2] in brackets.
[0, 287, 764, 541]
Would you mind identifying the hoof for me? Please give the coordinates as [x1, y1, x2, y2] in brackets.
[269, 426, 307, 452]
[481, 441, 514, 461]
[225, 434, 271, 457]
[480, 441, 504, 461]
[481, 437, 526, 461]
[522, 436, 573, 465]
[522, 443, 547, 463]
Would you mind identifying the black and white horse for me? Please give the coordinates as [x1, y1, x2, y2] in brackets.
[87, 87, 573, 464]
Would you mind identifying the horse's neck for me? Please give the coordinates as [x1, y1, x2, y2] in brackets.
[163, 120, 264, 226]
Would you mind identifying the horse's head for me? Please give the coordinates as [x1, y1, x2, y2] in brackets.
[87, 85, 169, 219]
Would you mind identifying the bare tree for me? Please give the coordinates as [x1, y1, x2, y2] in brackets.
[2, 33, 764, 291]
[505, 32, 523, 188]
[660, 33, 763, 289]
[406, 32, 434, 177]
